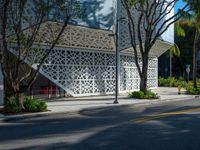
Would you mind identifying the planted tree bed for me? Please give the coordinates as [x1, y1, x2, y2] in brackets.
[2, 96, 48, 115]
[0, 107, 49, 115]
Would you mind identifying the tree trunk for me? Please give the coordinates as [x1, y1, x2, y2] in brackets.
[13, 83, 24, 111]
[169, 50, 173, 87]
[140, 55, 148, 94]
[193, 30, 199, 88]
[16, 92, 24, 111]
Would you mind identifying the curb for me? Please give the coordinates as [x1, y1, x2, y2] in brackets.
[0, 96, 194, 122]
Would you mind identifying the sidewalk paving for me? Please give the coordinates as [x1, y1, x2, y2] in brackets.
[47, 87, 194, 113]
[0, 87, 196, 120]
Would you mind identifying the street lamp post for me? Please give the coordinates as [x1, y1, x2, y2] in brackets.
[113, 0, 119, 104]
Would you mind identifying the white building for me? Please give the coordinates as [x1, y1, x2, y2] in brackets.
[0, 0, 174, 101]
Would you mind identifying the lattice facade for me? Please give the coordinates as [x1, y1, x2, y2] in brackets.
[3, 0, 173, 98]
[120, 55, 158, 92]
[8, 18, 165, 97]
[8, 18, 166, 97]
[10, 22, 115, 52]
[30, 47, 157, 96]
[117, 0, 174, 50]
[9, 43, 158, 96]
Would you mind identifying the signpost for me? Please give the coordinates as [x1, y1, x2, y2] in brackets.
[186, 64, 191, 82]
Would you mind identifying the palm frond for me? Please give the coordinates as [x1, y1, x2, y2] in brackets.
[169, 44, 180, 57]
[175, 22, 186, 37]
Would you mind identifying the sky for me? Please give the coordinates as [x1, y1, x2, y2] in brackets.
[175, 1, 186, 13]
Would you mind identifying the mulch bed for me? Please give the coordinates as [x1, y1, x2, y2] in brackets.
[0, 107, 6, 114]
[0, 107, 49, 115]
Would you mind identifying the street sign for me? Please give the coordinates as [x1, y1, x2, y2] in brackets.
[186, 64, 191, 73]
[186, 64, 191, 81]
[186, 67, 190, 73]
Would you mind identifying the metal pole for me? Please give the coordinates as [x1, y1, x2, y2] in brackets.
[170, 50, 172, 77]
[114, 0, 119, 104]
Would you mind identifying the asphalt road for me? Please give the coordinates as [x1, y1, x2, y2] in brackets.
[1, 99, 200, 150]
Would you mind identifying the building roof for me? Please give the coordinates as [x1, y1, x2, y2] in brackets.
[10, 21, 172, 57]
[122, 40, 173, 57]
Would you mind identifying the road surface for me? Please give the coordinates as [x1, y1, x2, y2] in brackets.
[1, 99, 200, 150]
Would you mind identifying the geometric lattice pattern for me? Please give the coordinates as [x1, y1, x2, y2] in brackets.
[9, 21, 172, 57]
[120, 55, 158, 92]
[7, 0, 172, 97]
[38, 47, 158, 96]
[40, 48, 116, 96]
[10, 22, 115, 52]
[9, 45, 158, 96]
[118, 1, 147, 51]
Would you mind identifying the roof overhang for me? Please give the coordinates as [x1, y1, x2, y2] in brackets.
[9, 21, 116, 52]
[149, 40, 174, 57]
[9, 21, 173, 57]
[121, 40, 173, 57]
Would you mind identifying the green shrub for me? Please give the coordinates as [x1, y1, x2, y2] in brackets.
[23, 96, 47, 112]
[178, 76, 183, 81]
[37, 101, 47, 111]
[197, 79, 200, 87]
[145, 90, 160, 99]
[5, 96, 19, 113]
[185, 82, 193, 91]
[128, 90, 159, 99]
[185, 82, 200, 95]
[187, 88, 200, 95]
[169, 77, 177, 86]
[129, 91, 145, 99]
[23, 98, 37, 112]
[158, 77, 169, 87]
[158, 77, 186, 87]
[158, 77, 177, 87]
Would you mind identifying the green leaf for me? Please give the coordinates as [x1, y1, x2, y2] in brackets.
[175, 23, 186, 37]
[169, 44, 180, 57]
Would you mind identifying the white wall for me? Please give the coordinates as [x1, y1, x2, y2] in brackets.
[48, 0, 114, 30]
[118, 0, 175, 51]
[75, 0, 114, 30]
[160, 0, 175, 44]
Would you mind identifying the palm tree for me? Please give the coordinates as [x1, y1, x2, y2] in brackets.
[169, 44, 181, 78]
[177, 0, 200, 88]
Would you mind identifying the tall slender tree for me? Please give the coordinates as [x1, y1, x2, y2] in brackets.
[121, 0, 189, 94]
[173, 20, 195, 78]
[186, 0, 200, 88]
[176, 0, 200, 87]
[0, 0, 81, 110]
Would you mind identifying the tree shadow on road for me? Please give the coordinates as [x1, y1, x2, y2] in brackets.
[1, 104, 200, 150]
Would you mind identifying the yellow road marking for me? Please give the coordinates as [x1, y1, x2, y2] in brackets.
[130, 107, 200, 123]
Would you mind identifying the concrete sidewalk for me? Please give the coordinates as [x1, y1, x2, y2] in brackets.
[47, 87, 194, 113]
[0, 87, 196, 120]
